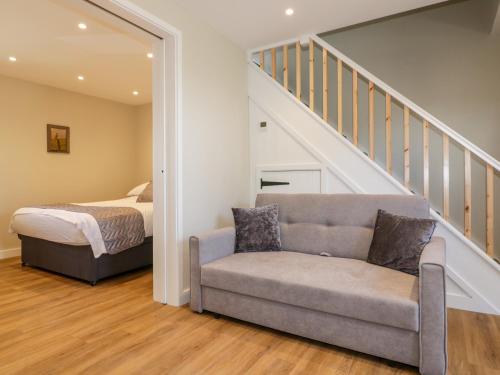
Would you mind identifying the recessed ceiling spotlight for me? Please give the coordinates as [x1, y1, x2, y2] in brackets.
[285, 8, 294, 16]
[78, 75, 85, 81]
[147, 52, 154, 59]
[78, 23, 87, 30]
[8, 56, 17, 62]
[132, 91, 139, 96]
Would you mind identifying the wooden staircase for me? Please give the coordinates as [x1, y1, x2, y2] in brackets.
[251, 35, 499, 264]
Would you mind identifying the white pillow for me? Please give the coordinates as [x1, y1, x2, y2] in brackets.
[127, 182, 149, 197]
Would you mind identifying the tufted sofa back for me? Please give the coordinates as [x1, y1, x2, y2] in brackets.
[255, 193, 430, 260]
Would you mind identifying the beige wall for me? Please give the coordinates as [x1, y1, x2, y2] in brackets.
[129, 1, 250, 290]
[0, 74, 151, 251]
[135, 103, 152, 183]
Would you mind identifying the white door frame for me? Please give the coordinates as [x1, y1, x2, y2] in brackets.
[88, 0, 183, 305]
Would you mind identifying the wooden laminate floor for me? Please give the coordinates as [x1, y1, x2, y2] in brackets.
[0, 257, 498, 375]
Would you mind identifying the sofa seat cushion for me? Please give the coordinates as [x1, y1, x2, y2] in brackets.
[201, 251, 419, 332]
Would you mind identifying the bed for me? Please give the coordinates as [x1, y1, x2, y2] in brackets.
[10, 185, 153, 285]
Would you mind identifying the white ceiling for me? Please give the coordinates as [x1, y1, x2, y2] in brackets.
[0, 0, 155, 105]
[175, 0, 448, 49]
[0, 0, 448, 105]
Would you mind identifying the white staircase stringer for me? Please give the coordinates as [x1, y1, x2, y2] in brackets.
[249, 62, 500, 314]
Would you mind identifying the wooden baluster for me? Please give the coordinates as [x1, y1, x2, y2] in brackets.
[368, 81, 375, 160]
[352, 70, 358, 145]
[403, 106, 410, 188]
[443, 134, 450, 220]
[283, 45, 289, 90]
[259, 50, 264, 70]
[423, 120, 430, 200]
[385, 94, 392, 175]
[309, 40, 314, 111]
[464, 149, 472, 239]
[271, 48, 276, 79]
[296, 41, 301, 100]
[486, 164, 494, 256]
[322, 48, 328, 122]
[337, 59, 343, 134]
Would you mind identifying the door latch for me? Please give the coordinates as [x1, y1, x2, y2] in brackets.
[260, 178, 290, 189]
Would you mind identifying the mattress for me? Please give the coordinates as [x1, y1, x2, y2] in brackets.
[10, 196, 153, 253]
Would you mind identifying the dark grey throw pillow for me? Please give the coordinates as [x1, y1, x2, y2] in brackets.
[232, 204, 281, 253]
[367, 209, 436, 276]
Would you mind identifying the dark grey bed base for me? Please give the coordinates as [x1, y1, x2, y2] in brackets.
[19, 235, 153, 285]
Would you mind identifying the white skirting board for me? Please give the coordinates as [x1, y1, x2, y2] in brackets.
[0, 247, 21, 260]
[180, 288, 191, 306]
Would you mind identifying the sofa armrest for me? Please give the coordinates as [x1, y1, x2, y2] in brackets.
[189, 227, 235, 312]
[418, 236, 447, 375]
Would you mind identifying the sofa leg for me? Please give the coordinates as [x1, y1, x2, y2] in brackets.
[213, 313, 221, 320]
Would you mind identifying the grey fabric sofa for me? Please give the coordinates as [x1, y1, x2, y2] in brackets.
[190, 194, 447, 375]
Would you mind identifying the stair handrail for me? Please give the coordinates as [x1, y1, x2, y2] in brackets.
[249, 34, 500, 171]
[249, 33, 499, 259]
[308, 34, 500, 171]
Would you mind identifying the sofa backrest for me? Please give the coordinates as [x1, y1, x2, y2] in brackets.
[255, 193, 430, 260]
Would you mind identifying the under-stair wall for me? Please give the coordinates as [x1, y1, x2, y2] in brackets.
[248, 38, 500, 314]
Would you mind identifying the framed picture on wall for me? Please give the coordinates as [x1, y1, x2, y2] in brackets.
[47, 124, 70, 153]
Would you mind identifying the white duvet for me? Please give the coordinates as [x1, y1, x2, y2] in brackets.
[9, 196, 153, 258]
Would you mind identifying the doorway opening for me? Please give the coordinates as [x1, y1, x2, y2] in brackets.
[84, 0, 182, 304]
[3, 0, 181, 305]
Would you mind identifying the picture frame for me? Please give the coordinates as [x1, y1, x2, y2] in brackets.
[47, 124, 70, 153]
